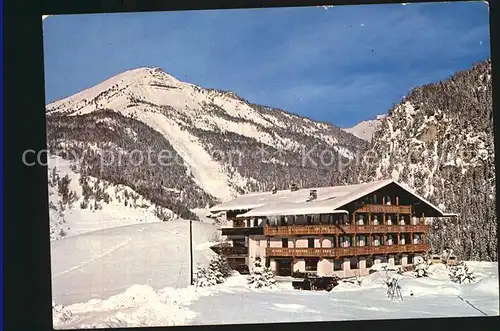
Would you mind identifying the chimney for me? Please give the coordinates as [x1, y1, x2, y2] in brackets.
[290, 183, 299, 192]
[309, 189, 317, 201]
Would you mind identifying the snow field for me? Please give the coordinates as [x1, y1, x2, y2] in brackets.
[53, 260, 499, 328]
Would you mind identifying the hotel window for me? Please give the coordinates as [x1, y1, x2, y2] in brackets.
[307, 215, 313, 225]
[305, 259, 318, 272]
[350, 258, 358, 270]
[282, 238, 288, 248]
[334, 260, 342, 271]
[280, 216, 286, 226]
[308, 238, 315, 248]
[395, 254, 402, 265]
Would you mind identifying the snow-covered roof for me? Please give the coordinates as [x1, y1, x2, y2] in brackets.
[209, 180, 393, 213]
[210, 179, 455, 218]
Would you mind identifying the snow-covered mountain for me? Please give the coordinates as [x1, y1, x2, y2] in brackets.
[354, 59, 496, 261]
[46, 67, 367, 221]
[342, 115, 386, 142]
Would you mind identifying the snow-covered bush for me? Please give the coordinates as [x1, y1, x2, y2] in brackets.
[52, 301, 73, 325]
[413, 256, 430, 278]
[247, 257, 277, 289]
[195, 255, 232, 287]
[449, 262, 476, 284]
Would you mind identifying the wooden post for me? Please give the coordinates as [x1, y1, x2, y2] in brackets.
[189, 220, 194, 286]
[397, 234, 400, 245]
[382, 196, 386, 205]
[368, 213, 372, 225]
[396, 196, 399, 206]
[352, 212, 356, 225]
[335, 235, 339, 248]
[320, 235, 323, 248]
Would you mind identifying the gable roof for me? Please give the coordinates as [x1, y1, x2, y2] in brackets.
[209, 179, 393, 213]
[210, 179, 455, 218]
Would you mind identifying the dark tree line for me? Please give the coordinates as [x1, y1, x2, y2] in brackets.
[46, 109, 217, 220]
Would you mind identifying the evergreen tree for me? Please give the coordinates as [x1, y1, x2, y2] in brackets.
[449, 262, 476, 284]
[413, 256, 430, 278]
[247, 257, 277, 289]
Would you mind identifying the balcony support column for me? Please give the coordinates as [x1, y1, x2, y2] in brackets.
[335, 235, 339, 248]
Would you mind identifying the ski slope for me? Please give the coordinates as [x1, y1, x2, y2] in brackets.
[53, 261, 499, 328]
[51, 220, 219, 306]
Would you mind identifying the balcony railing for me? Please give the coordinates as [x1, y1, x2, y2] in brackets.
[264, 224, 429, 236]
[355, 204, 412, 214]
[221, 227, 264, 236]
[266, 244, 430, 258]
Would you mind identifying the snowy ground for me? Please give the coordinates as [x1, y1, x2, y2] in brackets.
[51, 220, 219, 306]
[53, 257, 499, 328]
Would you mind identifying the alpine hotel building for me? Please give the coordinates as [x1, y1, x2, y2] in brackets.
[209, 179, 456, 278]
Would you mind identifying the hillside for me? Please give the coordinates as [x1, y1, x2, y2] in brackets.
[342, 115, 386, 142]
[47, 155, 178, 240]
[355, 59, 496, 261]
[46, 67, 368, 222]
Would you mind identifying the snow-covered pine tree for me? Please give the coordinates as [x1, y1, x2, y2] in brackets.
[207, 255, 227, 285]
[247, 257, 277, 289]
[216, 254, 232, 278]
[195, 264, 214, 287]
[449, 262, 476, 284]
[413, 256, 430, 278]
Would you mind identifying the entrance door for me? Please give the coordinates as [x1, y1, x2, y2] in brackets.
[276, 259, 292, 276]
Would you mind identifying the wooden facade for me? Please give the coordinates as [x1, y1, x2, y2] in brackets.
[266, 244, 430, 258]
[212, 182, 442, 276]
[264, 224, 429, 236]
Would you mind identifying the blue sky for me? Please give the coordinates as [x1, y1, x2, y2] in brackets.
[43, 2, 490, 128]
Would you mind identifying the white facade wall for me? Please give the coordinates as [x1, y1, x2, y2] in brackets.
[293, 259, 305, 273]
[321, 238, 333, 248]
[401, 255, 408, 266]
[317, 259, 334, 276]
[248, 235, 267, 268]
[270, 259, 277, 273]
[269, 238, 282, 248]
[295, 238, 308, 248]
[388, 255, 395, 267]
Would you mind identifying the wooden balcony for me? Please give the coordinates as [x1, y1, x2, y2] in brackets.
[210, 244, 248, 256]
[266, 244, 430, 258]
[221, 227, 264, 236]
[264, 224, 429, 236]
[355, 204, 412, 214]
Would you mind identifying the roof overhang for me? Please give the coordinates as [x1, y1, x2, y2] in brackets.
[237, 209, 348, 218]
